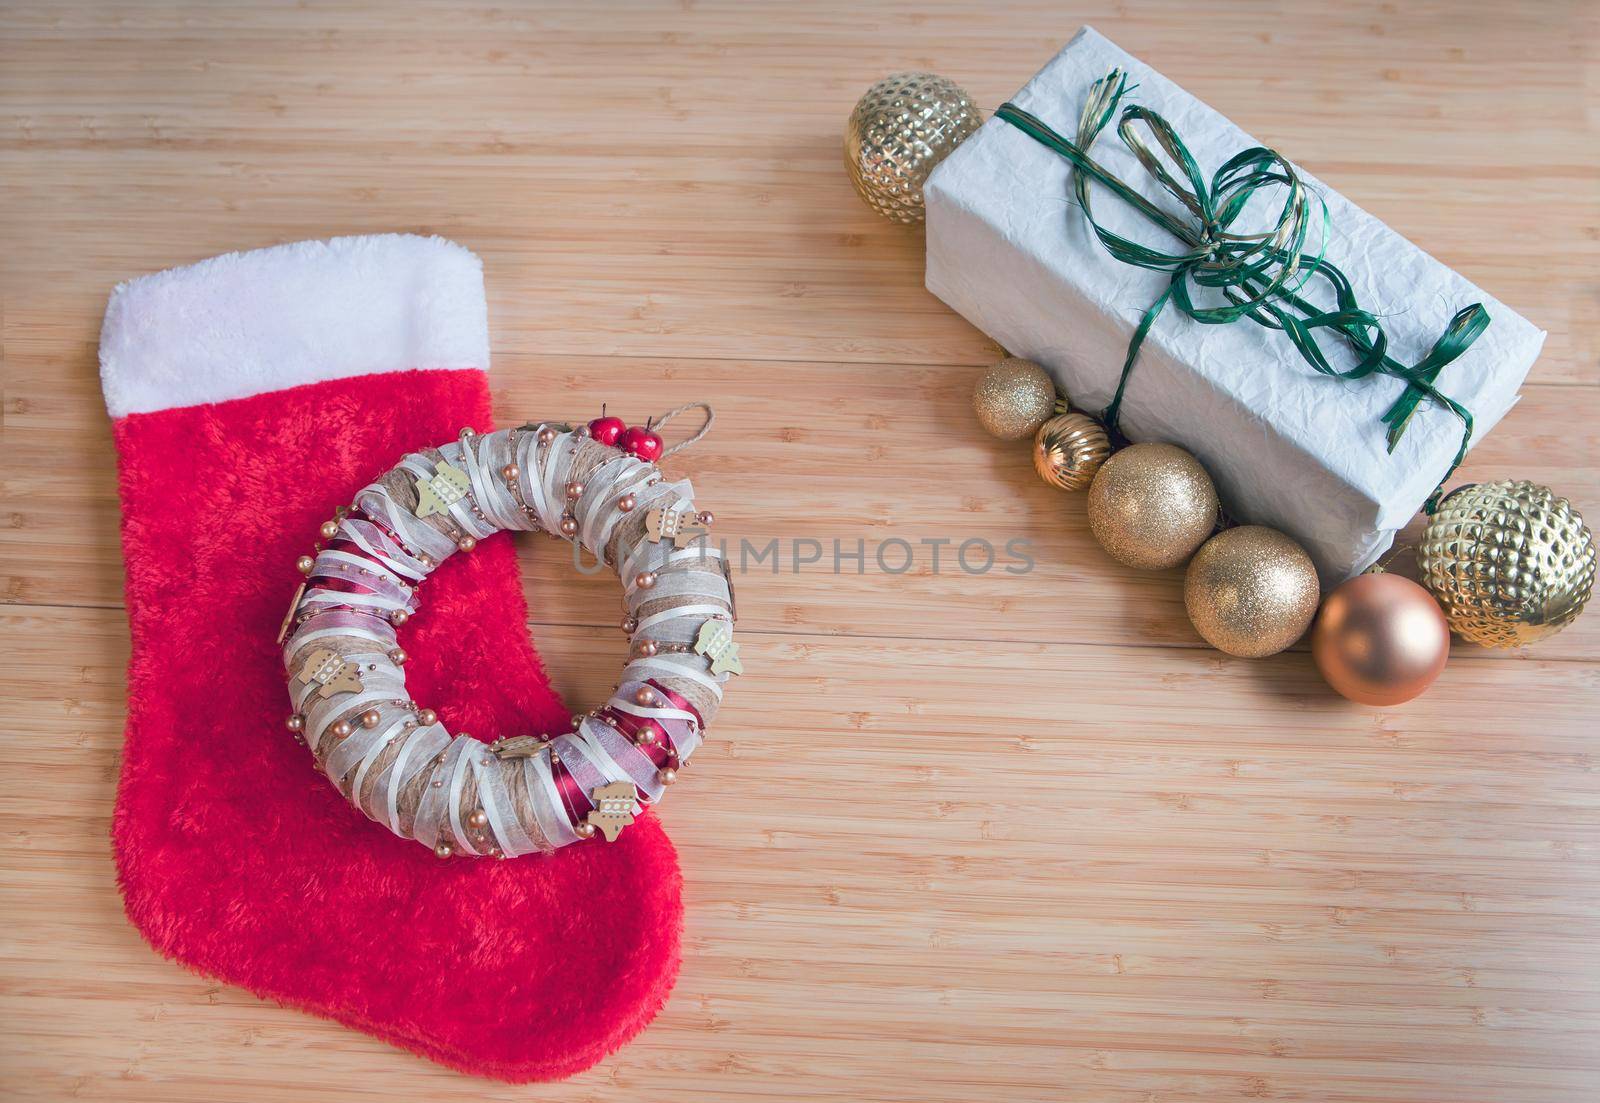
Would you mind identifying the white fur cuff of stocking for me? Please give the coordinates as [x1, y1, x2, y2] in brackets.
[279, 420, 736, 857]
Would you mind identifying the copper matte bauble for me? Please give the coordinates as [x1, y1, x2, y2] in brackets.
[1417, 480, 1595, 647]
[972, 358, 1057, 441]
[1184, 526, 1320, 657]
[1312, 572, 1450, 706]
[1087, 443, 1219, 570]
[1032, 412, 1111, 492]
[845, 72, 981, 223]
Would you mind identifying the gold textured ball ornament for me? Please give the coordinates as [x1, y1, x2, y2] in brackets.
[1032, 412, 1111, 492]
[1184, 526, 1320, 657]
[972, 358, 1057, 440]
[1312, 572, 1451, 705]
[1417, 480, 1596, 647]
[1087, 442, 1220, 569]
[845, 72, 981, 224]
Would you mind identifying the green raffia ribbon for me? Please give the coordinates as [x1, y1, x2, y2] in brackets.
[995, 70, 1489, 507]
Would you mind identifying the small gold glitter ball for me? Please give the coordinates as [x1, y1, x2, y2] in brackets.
[845, 72, 981, 224]
[1185, 526, 1320, 657]
[1033, 412, 1111, 492]
[1087, 442, 1219, 570]
[972, 358, 1057, 441]
[1417, 480, 1596, 647]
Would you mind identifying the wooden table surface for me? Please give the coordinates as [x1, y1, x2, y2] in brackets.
[3, 2, 1598, 1100]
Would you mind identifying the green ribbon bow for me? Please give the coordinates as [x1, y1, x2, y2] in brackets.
[995, 70, 1488, 501]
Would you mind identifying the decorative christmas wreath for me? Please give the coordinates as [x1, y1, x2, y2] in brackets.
[278, 404, 737, 858]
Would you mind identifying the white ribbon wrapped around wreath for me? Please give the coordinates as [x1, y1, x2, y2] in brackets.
[278, 406, 737, 858]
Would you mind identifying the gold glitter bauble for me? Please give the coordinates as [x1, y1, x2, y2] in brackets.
[1032, 412, 1110, 492]
[1087, 442, 1219, 570]
[972, 358, 1057, 440]
[845, 72, 981, 224]
[1184, 526, 1320, 658]
[1417, 480, 1596, 647]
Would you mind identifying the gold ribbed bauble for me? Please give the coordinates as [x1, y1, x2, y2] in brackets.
[1184, 526, 1320, 658]
[1417, 480, 1596, 647]
[1086, 442, 1219, 570]
[972, 358, 1057, 440]
[1032, 412, 1111, 492]
[1311, 572, 1450, 706]
[845, 72, 981, 224]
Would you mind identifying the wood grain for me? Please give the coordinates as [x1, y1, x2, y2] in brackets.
[2, 2, 1597, 1100]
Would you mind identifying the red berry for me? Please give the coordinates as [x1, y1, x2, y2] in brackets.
[618, 426, 664, 462]
[588, 414, 626, 446]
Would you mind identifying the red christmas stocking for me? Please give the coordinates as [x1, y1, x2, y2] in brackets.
[99, 234, 682, 1081]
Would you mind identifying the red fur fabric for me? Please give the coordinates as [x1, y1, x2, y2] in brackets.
[110, 368, 682, 1080]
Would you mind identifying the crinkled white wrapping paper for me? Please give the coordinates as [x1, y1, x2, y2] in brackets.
[925, 26, 1544, 583]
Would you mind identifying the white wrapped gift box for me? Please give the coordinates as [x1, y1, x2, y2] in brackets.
[925, 26, 1544, 584]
